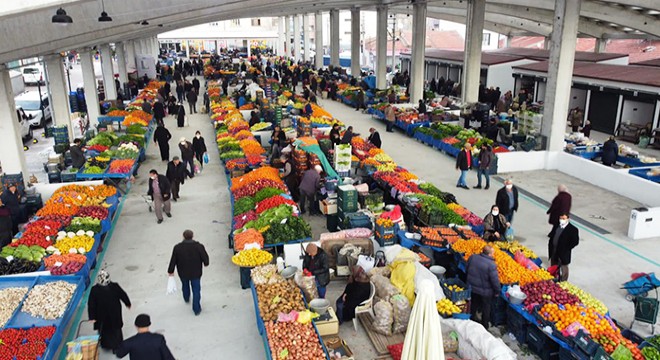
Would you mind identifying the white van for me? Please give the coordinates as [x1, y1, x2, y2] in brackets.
[14, 91, 51, 128]
[15, 106, 33, 140]
[21, 66, 45, 85]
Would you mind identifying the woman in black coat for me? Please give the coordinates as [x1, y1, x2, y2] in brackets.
[329, 124, 341, 146]
[153, 125, 172, 161]
[88, 270, 131, 351]
[191, 131, 207, 169]
[176, 104, 186, 128]
[336, 266, 371, 323]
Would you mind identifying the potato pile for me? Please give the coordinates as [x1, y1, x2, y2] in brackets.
[256, 279, 305, 321]
[265, 321, 326, 360]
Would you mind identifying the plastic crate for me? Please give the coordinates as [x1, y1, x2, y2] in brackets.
[506, 306, 528, 344]
[491, 295, 508, 326]
[592, 346, 613, 360]
[375, 224, 397, 247]
[441, 278, 471, 302]
[526, 325, 560, 360]
[558, 346, 590, 360]
[575, 329, 599, 355]
[239, 266, 254, 289]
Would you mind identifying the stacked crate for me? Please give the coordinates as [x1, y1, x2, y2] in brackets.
[52, 126, 70, 154]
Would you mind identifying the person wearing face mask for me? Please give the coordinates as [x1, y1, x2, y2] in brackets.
[147, 170, 172, 224]
[191, 131, 207, 169]
[178, 137, 195, 178]
[482, 205, 510, 242]
[547, 214, 579, 281]
[547, 184, 572, 227]
[495, 179, 519, 223]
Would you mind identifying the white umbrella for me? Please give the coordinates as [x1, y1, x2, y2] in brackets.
[401, 279, 445, 360]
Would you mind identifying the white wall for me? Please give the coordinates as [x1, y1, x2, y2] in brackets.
[598, 57, 629, 66]
[569, 88, 587, 110]
[496, 151, 553, 173]
[486, 59, 538, 95]
[621, 99, 655, 127]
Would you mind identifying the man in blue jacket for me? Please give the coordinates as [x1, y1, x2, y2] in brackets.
[116, 314, 174, 360]
[466, 245, 501, 329]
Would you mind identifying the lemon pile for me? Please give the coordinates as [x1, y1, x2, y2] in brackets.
[436, 298, 462, 316]
[231, 249, 273, 267]
[446, 284, 464, 292]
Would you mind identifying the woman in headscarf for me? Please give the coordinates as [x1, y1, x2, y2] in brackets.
[176, 103, 186, 128]
[335, 266, 371, 323]
[88, 269, 132, 352]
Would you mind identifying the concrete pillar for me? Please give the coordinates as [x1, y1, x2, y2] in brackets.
[409, 2, 427, 103]
[376, 6, 388, 89]
[294, 15, 302, 62]
[461, 0, 485, 103]
[584, 89, 592, 123]
[614, 94, 624, 130]
[652, 100, 660, 135]
[315, 12, 324, 69]
[185, 40, 190, 58]
[541, 0, 582, 152]
[329, 9, 340, 67]
[351, 8, 361, 77]
[80, 49, 100, 126]
[0, 68, 29, 178]
[278, 17, 285, 57]
[99, 44, 117, 101]
[595, 38, 607, 53]
[125, 40, 137, 73]
[44, 55, 74, 141]
[285, 16, 291, 58]
[543, 37, 550, 50]
[303, 14, 311, 62]
[247, 40, 252, 58]
[115, 42, 128, 86]
[502, 35, 511, 48]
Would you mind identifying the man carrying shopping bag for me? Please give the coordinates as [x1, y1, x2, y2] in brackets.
[167, 230, 210, 315]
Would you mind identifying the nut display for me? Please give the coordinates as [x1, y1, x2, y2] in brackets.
[255, 279, 305, 321]
[0, 287, 28, 327]
[265, 321, 326, 360]
[22, 281, 77, 320]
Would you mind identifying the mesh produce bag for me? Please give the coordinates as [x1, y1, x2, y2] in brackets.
[390, 294, 411, 334]
[371, 274, 399, 300]
[372, 299, 394, 336]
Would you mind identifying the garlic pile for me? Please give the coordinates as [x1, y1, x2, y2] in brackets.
[22, 281, 77, 320]
[251, 265, 284, 285]
[0, 287, 28, 327]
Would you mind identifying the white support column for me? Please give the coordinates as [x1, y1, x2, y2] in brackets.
[614, 94, 624, 131]
[533, 81, 539, 102]
[185, 40, 190, 58]
[303, 14, 311, 62]
[294, 15, 302, 62]
[125, 40, 137, 73]
[330, 9, 340, 67]
[652, 100, 660, 140]
[410, 2, 427, 103]
[115, 42, 128, 87]
[502, 35, 511, 48]
[278, 17, 285, 57]
[154, 37, 160, 58]
[351, 8, 361, 77]
[285, 16, 292, 58]
[247, 40, 252, 58]
[45, 55, 73, 141]
[80, 49, 100, 126]
[315, 12, 324, 69]
[595, 38, 607, 53]
[99, 44, 117, 101]
[376, 6, 388, 89]
[543, 37, 550, 50]
[584, 89, 592, 124]
[542, 0, 582, 152]
[0, 68, 29, 178]
[461, 0, 485, 103]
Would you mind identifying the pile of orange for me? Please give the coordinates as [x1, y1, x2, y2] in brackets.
[230, 167, 282, 192]
[240, 139, 266, 156]
[539, 303, 618, 337]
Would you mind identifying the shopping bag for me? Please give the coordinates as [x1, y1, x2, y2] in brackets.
[505, 227, 514, 241]
[203, 152, 209, 164]
[166, 276, 177, 295]
[194, 159, 202, 174]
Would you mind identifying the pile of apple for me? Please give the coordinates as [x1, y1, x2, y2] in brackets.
[521, 280, 580, 307]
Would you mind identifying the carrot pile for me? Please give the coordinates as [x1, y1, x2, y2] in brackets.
[234, 229, 264, 251]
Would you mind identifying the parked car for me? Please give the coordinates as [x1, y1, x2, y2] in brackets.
[21, 66, 45, 86]
[14, 91, 51, 128]
[15, 106, 33, 140]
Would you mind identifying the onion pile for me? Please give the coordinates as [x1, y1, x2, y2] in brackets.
[265, 321, 326, 360]
[256, 280, 305, 321]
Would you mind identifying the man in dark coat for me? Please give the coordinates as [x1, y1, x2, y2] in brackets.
[547, 214, 579, 281]
[88, 270, 131, 351]
[0, 185, 23, 235]
[602, 136, 618, 166]
[153, 100, 165, 126]
[466, 245, 500, 329]
[475, 144, 492, 189]
[166, 157, 188, 201]
[191, 131, 207, 169]
[186, 88, 198, 114]
[116, 314, 175, 360]
[147, 170, 172, 224]
[153, 125, 172, 161]
[303, 243, 330, 298]
[167, 230, 210, 315]
[367, 128, 382, 149]
[69, 138, 86, 169]
[495, 179, 519, 222]
[178, 137, 195, 177]
[175, 83, 184, 103]
[547, 184, 571, 226]
[340, 126, 358, 145]
[192, 78, 200, 95]
[455, 143, 473, 189]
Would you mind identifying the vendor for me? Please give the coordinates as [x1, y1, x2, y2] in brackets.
[483, 205, 510, 242]
[335, 266, 371, 324]
[280, 152, 298, 202]
[0, 184, 23, 236]
[303, 243, 330, 299]
[269, 125, 287, 162]
[329, 123, 341, 147]
[70, 138, 86, 169]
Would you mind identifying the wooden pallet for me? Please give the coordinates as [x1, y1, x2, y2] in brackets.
[357, 313, 406, 356]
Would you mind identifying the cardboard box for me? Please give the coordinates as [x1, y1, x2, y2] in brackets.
[315, 308, 339, 337]
[320, 199, 337, 215]
[322, 335, 354, 360]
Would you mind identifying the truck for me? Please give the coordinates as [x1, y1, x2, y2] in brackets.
[9, 70, 25, 97]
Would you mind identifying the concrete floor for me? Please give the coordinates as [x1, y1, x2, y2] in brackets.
[54, 87, 658, 360]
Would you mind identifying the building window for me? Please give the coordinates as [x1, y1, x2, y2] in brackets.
[252, 18, 261, 26]
[482, 33, 491, 46]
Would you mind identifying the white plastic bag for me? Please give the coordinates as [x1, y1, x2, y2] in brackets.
[357, 254, 375, 273]
[166, 276, 177, 295]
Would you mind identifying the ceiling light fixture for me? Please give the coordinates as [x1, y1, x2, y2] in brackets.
[141, 20, 149, 26]
[52, 7, 73, 24]
[98, 0, 112, 22]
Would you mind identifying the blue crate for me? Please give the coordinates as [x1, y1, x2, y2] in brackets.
[559, 346, 590, 360]
[506, 305, 528, 344]
[526, 324, 560, 360]
[250, 281, 265, 335]
[574, 329, 599, 356]
[441, 278, 471, 302]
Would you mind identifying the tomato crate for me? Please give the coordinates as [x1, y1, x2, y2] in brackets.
[441, 278, 471, 302]
[526, 324, 560, 360]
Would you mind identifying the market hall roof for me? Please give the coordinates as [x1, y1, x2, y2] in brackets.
[512, 61, 660, 88]
[488, 48, 629, 63]
[399, 49, 527, 66]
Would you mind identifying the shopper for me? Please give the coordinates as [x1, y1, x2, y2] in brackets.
[547, 185, 571, 227]
[329, 123, 341, 146]
[417, 99, 427, 118]
[482, 205, 510, 242]
[270, 125, 287, 161]
[547, 214, 579, 281]
[367, 128, 382, 149]
[280, 153, 299, 202]
[115, 314, 175, 360]
[178, 137, 195, 177]
[176, 103, 186, 128]
[0, 184, 23, 235]
[569, 108, 583, 133]
[153, 124, 172, 162]
[192, 77, 200, 95]
[466, 245, 500, 329]
[495, 179, 519, 223]
[384, 104, 396, 133]
[166, 157, 188, 202]
[167, 230, 210, 316]
[191, 131, 207, 169]
[455, 143, 473, 189]
[153, 99, 165, 126]
[299, 165, 322, 215]
[340, 126, 358, 145]
[302, 243, 330, 298]
[88, 270, 131, 352]
[186, 88, 198, 114]
[355, 90, 366, 111]
[70, 139, 86, 169]
[176, 83, 184, 103]
[474, 144, 492, 189]
[335, 266, 371, 324]
[581, 120, 592, 138]
[602, 136, 618, 166]
[147, 169, 172, 224]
